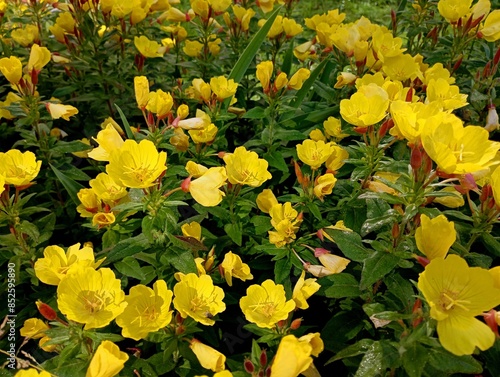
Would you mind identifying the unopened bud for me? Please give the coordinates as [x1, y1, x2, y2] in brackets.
[391, 223, 399, 239]
[36, 301, 58, 321]
[410, 146, 422, 170]
[244, 359, 255, 373]
[259, 349, 268, 367]
[452, 55, 463, 73]
[415, 255, 430, 268]
[290, 318, 302, 330]
[494, 46, 500, 66]
[483, 309, 499, 337]
[483, 61, 492, 78]
[317, 229, 324, 241]
[181, 176, 191, 193]
[293, 159, 305, 185]
[353, 126, 368, 134]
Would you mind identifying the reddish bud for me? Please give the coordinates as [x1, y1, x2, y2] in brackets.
[415, 255, 430, 268]
[290, 318, 302, 330]
[471, 14, 485, 29]
[314, 247, 329, 257]
[457, 17, 462, 29]
[259, 349, 268, 367]
[481, 184, 492, 203]
[277, 320, 286, 329]
[296, 211, 304, 222]
[412, 298, 422, 313]
[353, 126, 368, 134]
[266, 366, 272, 377]
[391, 9, 397, 32]
[410, 146, 422, 170]
[181, 176, 191, 193]
[452, 56, 463, 73]
[293, 159, 305, 185]
[36, 300, 58, 321]
[483, 61, 492, 78]
[405, 88, 414, 102]
[244, 359, 255, 373]
[391, 223, 400, 239]
[217, 151, 226, 159]
[483, 310, 499, 337]
[378, 118, 394, 138]
[317, 228, 324, 241]
[493, 46, 500, 66]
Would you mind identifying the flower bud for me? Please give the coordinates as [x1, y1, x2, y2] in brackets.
[36, 300, 58, 321]
[244, 358, 255, 373]
[259, 349, 268, 367]
[290, 318, 302, 330]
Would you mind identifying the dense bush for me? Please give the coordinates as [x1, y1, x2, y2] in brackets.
[1, 0, 500, 376]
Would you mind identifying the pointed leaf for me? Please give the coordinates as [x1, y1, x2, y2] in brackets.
[50, 164, 85, 206]
[115, 104, 136, 140]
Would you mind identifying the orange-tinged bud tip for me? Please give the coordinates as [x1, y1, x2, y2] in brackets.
[317, 229, 324, 241]
[217, 151, 226, 159]
[290, 318, 302, 330]
[353, 126, 368, 134]
[36, 300, 58, 321]
[415, 255, 429, 268]
[314, 248, 329, 257]
[181, 176, 191, 192]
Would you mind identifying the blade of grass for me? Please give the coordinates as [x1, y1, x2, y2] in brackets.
[289, 57, 329, 109]
[115, 104, 136, 140]
[50, 164, 85, 206]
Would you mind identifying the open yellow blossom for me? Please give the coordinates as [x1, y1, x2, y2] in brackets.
[256, 189, 279, 213]
[224, 146, 272, 187]
[480, 10, 500, 42]
[389, 100, 441, 143]
[383, 54, 421, 82]
[11, 24, 39, 47]
[0, 92, 22, 120]
[186, 161, 209, 178]
[86, 341, 129, 377]
[46, 103, 79, 121]
[210, 76, 238, 101]
[425, 78, 468, 111]
[182, 221, 202, 241]
[189, 123, 218, 144]
[296, 139, 335, 170]
[282, 17, 303, 38]
[87, 123, 124, 162]
[269, 335, 313, 377]
[184, 40, 204, 57]
[415, 214, 456, 260]
[20, 318, 49, 339]
[106, 139, 167, 188]
[240, 280, 295, 329]
[187, 78, 212, 102]
[340, 84, 389, 127]
[323, 116, 349, 140]
[299, 333, 324, 357]
[188, 167, 227, 207]
[220, 251, 253, 286]
[77, 188, 101, 217]
[134, 76, 149, 109]
[173, 273, 226, 326]
[57, 267, 127, 330]
[190, 339, 226, 372]
[146, 89, 174, 119]
[438, 0, 472, 23]
[89, 173, 128, 204]
[0, 149, 42, 187]
[35, 243, 104, 286]
[116, 280, 173, 340]
[28, 44, 51, 72]
[292, 271, 320, 310]
[134, 36, 165, 58]
[418, 254, 500, 355]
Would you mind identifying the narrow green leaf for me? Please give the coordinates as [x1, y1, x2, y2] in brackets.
[326, 339, 374, 364]
[115, 104, 136, 140]
[104, 234, 150, 264]
[289, 58, 329, 109]
[281, 39, 294, 75]
[50, 164, 85, 206]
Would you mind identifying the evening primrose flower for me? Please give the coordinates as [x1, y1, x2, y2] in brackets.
[223, 146, 272, 187]
[57, 267, 127, 330]
[325, 144, 348, 172]
[256, 61, 273, 92]
[20, 318, 49, 339]
[480, 10, 500, 42]
[89, 173, 128, 204]
[134, 36, 165, 58]
[425, 78, 468, 111]
[14, 369, 51, 377]
[323, 116, 349, 140]
[0, 149, 42, 187]
[86, 340, 129, 377]
[269, 335, 313, 377]
[438, 0, 472, 23]
[184, 40, 204, 57]
[340, 84, 389, 127]
[116, 280, 174, 340]
[173, 273, 225, 326]
[187, 167, 227, 207]
[220, 251, 253, 286]
[189, 123, 218, 144]
[313, 173, 337, 201]
[256, 189, 278, 213]
[34, 243, 104, 286]
[0, 56, 23, 85]
[415, 214, 456, 260]
[106, 139, 167, 188]
[77, 188, 101, 217]
[239, 280, 295, 329]
[87, 123, 124, 162]
[288, 68, 310, 90]
[134, 76, 149, 109]
[315, 248, 350, 275]
[296, 140, 335, 170]
[190, 339, 226, 372]
[182, 221, 202, 241]
[11, 24, 39, 47]
[292, 271, 320, 310]
[46, 103, 79, 121]
[146, 89, 174, 119]
[27, 44, 51, 73]
[210, 76, 238, 101]
[417, 255, 500, 355]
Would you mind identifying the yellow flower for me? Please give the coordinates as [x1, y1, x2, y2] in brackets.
[0, 56, 23, 85]
[46, 103, 79, 121]
[309, 129, 326, 142]
[334, 72, 357, 89]
[288, 68, 310, 90]
[417, 254, 500, 355]
[170, 128, 190, 151]
[282, 17, 303, 37]
[187, 78, 212, 102]
[438, 0, 472, 23]
[313, 173, 337, 201]
[190, 339, 226, 372]
[415, 214, 456, 260]
[433, 187, 465, 208]
[11, 24, 39, 47]
[106, 139, 167, 188]
[274, 72, 288, 91]
[173, 273, 226, 326]
[256, 61, 273, 92]
[425, 78, 468, 111]
[382, 54, 421, 82]
[256, 189, 278, 213]
[184, 40, 203, 57]
[231, 5, 255, 31]
[298, 332, 324, 357]
[182, 221, 202, 241]
[188, 167, 227, 207]
[209, 0, 231, 13]
[55, 12, 76, 33]
[239, 280, 295, 329]
[14, 369, 51, 377]
[220, 251, 253, 286]
[111, 0, 134, 18]
[86, 340, 129, 377]
[0, 149, 42, 187]
[92, 212, 116, 228]
[490, 165, 500, 205]
[77, 188, 101, 217]
[39, 336, 56, 352]
[87, 124, 124, 162]
[146, 89, 174, 119]
[210, 76, 238, 101]
[292, 271, 320, 310]
[134, 76, 149, 109]
[89, 173, 128, 204]
[340, 84, 389, 127]
[325, 144, 348, 172]
[269, 335, 313, 377]
[134, 36, 165, 58]
[323, 116, 349, 140]
[35, 243, 104, 286]
[0, 92, 22, 120]
[258, 0, 274, 13]
[480, 10, 500, 42]
[20, 318, 49, 339]
[28, 44, 51, 72]
[421, 118, 500, 174]
[296, 139, 335, 170]
[389, 100, 441, 144]
[57, 267, 127, 330]
[116, 280, 173, 340]
[315, 248, 350, 275]
[189, 123, 218, 144]
[186, 161, 209, 178]
[224, 146, 272, 187]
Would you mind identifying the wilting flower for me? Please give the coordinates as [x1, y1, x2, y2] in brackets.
[57, 267, 127, 330]
[87, 123, 124, 162]
[220, 251, 253, 286]
[28, 44, 51, 72]
[224, 146, 272, 187]
[415, 214, 456, 260]
[0, 149, 42, 187]
[292, 271, 320, 310]
[134, 76, 149, 109]
[313, 173, 337, 201]
[240, 280, 295, 329]
[173, 273, 225, 326]
[116, 280, 173, 340]
[34, 243, 104, 286]
[418, 254, 500, 355]
[107, 140, 167, 188]
[190, 338, 226, 372]
[86, 340, 129, 377]
[46, 103, 79, 121]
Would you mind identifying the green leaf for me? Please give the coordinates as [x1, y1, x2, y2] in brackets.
[326, 339, 374, 364]
[167, 248, 198, 274]
[355, 342, 384, 377]
[281, 39, 294, 76]
[428, 348, 482, 374]
[115, 104, 136, 140]
[104, 234, 150, 264]
[274, 256, 291, 284]
[242, 106, 266, 119]
[273, 129, 305, 141]
[51, 140, 93, 154]
[402, 342, 429, 377]
[323, 273, 361, 298]
[115, 256, 147, 280]
[224, 222, 242, 246]
[228, 6, 282, 85]
[265, 150, 289, 173]
[289, 58, 329, 109]
[360, 251, 400, 289]
[50, 164, 85, 206]
[323, 229, 370, 262]
[481, 233, 500, 257]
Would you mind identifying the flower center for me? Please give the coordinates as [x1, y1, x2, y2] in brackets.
[80, 291, 107, 313]
[438, 290, 470, 312]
